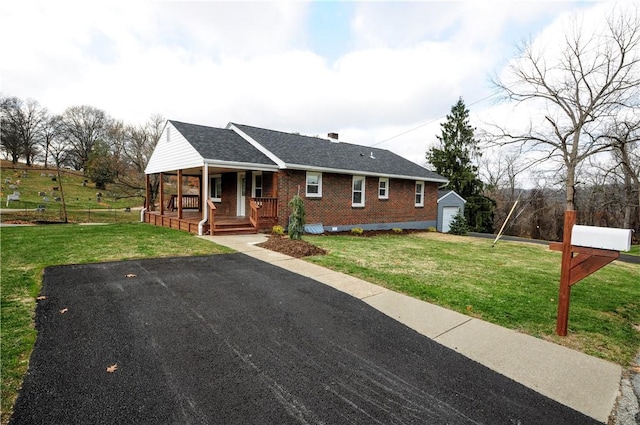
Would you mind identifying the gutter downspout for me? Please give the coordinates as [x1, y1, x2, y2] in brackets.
[198, 163, 209, 236]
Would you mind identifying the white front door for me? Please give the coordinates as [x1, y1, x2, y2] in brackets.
[237, 172, 246, 216]
[442, 206, 460, 233]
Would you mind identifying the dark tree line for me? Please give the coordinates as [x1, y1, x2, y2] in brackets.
[0, 95, 163, 201]
[481, 141, 639, 242]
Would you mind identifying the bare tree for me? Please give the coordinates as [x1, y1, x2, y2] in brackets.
[60, 105, 110, 171]
[0, 96, 47, 165]
[492, 5, 640, 210]
[118, 114, 164, 205]
[605, 118, 640, 229]
[0, 96, 22, 163]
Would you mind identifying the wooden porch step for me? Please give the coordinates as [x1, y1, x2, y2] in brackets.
[213, 219, 257, 235]
[213, 226, 258, 235]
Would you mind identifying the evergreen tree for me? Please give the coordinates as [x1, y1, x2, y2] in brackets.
[447, 210, 470, 235]
[86, 140, 116, 190]
[427, 97, 495, 232]
[288, 195, 305, 240]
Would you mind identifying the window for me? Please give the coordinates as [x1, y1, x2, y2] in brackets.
[378, 177, 389, 199]
[352, 176, 365, 207]
[415, 181, 424, 207]
[306, 172, 322, 197]
[210, 174, 222, 202]
[252, 172, 263, 198]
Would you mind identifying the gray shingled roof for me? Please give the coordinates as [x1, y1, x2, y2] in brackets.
[232, 123, 447, 181]
[438, 190, 453, 199]
[438, 190, 466, 202]
[170, 120, 277, 166]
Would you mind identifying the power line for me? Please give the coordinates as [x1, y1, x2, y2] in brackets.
[370, 93, 498, 147]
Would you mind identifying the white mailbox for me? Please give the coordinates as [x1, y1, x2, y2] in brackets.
[571, 225, 632, 252]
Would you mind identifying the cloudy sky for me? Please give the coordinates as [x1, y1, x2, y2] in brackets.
[0, 0, 614, 175]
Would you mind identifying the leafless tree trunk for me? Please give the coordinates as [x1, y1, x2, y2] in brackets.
[491, 5, 640, 211]
[49, 137, 72, 222]
[40, 115, 62, 169]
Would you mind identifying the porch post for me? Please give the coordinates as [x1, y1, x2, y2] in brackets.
[272, 172, 279, 198]
[201, 167, 208, 219]
[159, 173, 164, 216]
[145, 174, 150, 210]
[198, 175, 203, 212]
[177, 169, 183, 219]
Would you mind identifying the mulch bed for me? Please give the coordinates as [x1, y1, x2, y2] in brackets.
[257, 229, 429, 258]
[257, 235, 328, 258]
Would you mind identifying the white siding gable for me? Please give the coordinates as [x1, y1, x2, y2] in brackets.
[145, 122, 204, 174]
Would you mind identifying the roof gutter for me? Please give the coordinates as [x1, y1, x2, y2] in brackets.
[283, 163, 449, 184]
[202, 158, 279, 172]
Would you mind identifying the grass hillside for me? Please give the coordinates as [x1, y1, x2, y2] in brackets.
[1, 161, 144, 223]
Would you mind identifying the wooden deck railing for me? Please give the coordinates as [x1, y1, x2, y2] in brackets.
[249, 197, 278, 229]
[207, 199, 216, 235]
[143, 211, 202, 234]
[167, 194, 200, 211]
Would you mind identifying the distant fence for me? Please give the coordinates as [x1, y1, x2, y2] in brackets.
[1, 201, 139, 224]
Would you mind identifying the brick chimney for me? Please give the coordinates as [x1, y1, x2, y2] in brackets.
[328, 132, 339, 142]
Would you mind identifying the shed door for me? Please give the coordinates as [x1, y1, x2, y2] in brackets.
[442, 206, 460, 233]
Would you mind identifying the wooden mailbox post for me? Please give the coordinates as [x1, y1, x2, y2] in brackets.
[549, 210, 633, 336]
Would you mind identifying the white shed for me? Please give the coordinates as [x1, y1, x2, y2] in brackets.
[437, 190, 466, 233]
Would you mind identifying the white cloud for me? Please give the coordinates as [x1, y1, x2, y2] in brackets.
[0, 0, 621, 186]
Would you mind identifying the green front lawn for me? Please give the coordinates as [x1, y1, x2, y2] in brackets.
[0, 223, 232, 424]
[306, 232, 640, 366]
[2, 224, 638, 424]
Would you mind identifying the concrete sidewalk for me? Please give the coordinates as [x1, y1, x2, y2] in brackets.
[202, 233, 623, 423]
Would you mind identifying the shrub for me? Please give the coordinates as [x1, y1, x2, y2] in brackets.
[392, 228, 403, 234]
[351, 227, 364, 235]
[427, 227, 437, 232]
[288, 195, 305, 240]
[448, 211, 470, 235]
[272, 225, 285, 236]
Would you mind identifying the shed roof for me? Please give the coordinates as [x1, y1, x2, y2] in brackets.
[437, 190, 467, 203]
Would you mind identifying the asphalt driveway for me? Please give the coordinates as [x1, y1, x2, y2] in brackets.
[11, 253, 601, 424]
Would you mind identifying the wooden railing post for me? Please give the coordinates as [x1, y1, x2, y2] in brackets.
[248, 197, 278, 230]
[207, 199, 216, 235]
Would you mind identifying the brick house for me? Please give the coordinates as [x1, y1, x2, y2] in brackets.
[143, 120, 447, 235]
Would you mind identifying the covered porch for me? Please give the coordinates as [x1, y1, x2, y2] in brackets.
[143, 165, 280, 235]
